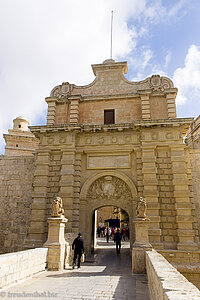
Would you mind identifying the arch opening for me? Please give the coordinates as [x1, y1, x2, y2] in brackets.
[90, 205, 131, 254]
[79, 172, 137, 254]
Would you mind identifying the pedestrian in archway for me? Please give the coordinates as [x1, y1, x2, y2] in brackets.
[72, 233, 85, 269]
[114, 229, 122, 255]
[105, 227, 110, 243]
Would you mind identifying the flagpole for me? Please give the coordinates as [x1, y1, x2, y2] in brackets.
[110, 10, 113, 59]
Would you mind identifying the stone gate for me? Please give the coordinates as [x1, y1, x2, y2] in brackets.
[19, 59, 199, 254]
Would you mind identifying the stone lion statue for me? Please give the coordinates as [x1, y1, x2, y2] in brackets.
[136, 197, 147, 219]
[51, 196, 65, 218]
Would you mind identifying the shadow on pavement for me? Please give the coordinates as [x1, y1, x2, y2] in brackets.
[46, 240, 150, 299]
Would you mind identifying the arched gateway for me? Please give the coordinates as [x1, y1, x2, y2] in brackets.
[23, 58, 199, 258]
[80, 171, 137, 252]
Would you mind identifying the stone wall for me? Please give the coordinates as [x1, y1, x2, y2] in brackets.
[158, 249, 200, 290]
[146, 250, 200, 299]
[187, 115, 200, 149]
[189, 150, 200, 241]
[0, 248, 47, 288]
[79, 98, 142, 124]
[0, 156, 35, 254]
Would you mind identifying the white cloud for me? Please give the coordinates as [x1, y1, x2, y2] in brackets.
[0, 0, 189, 153]
[164, 51, 171, 68]
[168, 0, 187, 18]
[142, 49, 153, 69]
[0, 0, 140, 153]
[173, 45, 200, 105]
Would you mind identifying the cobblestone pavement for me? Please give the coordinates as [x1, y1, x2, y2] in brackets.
[1, 239, 150, 300]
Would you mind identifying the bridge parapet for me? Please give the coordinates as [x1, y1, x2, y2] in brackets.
[146, 249, 200, 299]
[0, 248, 47, 289]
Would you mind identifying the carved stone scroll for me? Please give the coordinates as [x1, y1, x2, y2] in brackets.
[150, 75, 174, 91]
[50, 82, 73, 99]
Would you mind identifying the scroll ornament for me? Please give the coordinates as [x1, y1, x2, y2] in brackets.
[150, 75, 173, 91]
[50, 82, 73, 99]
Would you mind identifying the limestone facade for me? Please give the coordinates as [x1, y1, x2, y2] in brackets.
[187, 116, 200, 254]
[21, 59, 199, 254]
[187, 115, 200, 149]
[96, 206, 122, 227]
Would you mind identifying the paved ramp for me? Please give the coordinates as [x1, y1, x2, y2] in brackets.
[1, 239, 150, 299]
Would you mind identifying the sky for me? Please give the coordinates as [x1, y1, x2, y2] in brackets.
[1, 0, 200, 154]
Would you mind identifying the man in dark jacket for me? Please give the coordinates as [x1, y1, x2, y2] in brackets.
[114, 229, 122, 255]
[72, 233, 85, 269]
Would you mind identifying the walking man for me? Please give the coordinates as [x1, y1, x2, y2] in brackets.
[114, 229, 122, 255]
[72, 233, 84, 269]
[106, 227, 110, 243]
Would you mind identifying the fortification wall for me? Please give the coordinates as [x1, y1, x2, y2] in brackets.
[189, 150, 200, 242]
[0, 155, 35, 254]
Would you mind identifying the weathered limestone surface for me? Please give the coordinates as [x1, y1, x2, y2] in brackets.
[0, 248, 47, 288]
[187, 115, 200, 149]
[0, 156, 35, 254]
[158, 249, 200, 290]
[146, 250, 200, 299]
[189, 150, 200, 245]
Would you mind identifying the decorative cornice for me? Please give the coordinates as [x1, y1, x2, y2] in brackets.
[29, 118, 194, 134]
[46, 89, 178, 104]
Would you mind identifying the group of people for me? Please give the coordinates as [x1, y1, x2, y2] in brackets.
[97, 226, 129, 242]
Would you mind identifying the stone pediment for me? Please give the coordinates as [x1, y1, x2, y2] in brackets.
[50, 59, 175, 100]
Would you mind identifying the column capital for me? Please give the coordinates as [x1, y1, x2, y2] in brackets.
[45, 97, 58, 104]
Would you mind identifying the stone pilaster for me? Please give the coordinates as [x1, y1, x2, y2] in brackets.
[135, 148, 143, 198]
[156, 146, 177, 249]
[73, 152, 82, 231]
[140, 94, 151, 120]
[24, 150, 50, 248]
[59, 150, 76, 232]
[45, 97, 57, 125]
[142, 146, 163, 249]
[79, 199, 89, 252]
[166, 93, 176, 119]
[170, 145, 198, 250]
[69, 96, 81, 124]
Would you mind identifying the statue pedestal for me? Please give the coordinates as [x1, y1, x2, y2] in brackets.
[132, 218, 152, 274]
[43, 217, 68, 271]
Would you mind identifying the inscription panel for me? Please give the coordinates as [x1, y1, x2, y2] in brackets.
[87, 154, 130, 169]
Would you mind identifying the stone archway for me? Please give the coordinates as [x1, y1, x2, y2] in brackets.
[79, 171, 138, 253]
